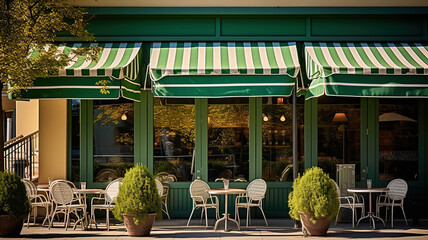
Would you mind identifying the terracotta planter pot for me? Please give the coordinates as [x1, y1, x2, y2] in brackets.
[298, 211, 331, 236]
[0, 215, 24, 237]
[123, 213, 156, 236]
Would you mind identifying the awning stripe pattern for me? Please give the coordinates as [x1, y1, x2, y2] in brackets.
[304, 42, 428, 99]
[305, 42, 428, 79]
[149, 42, 300, 97]
[21, 42, 142, 101]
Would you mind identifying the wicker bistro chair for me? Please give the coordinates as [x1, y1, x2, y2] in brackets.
[187, 180, 220, 227]
[49, 181, 86, 230]
[234, 179, 268, 227]
[22, 179, 51, 228]
[155, 179, 171, 220]
[90, 178, 122, 230]
[376, 178, 408, 228]
[333, 181, 365, 228]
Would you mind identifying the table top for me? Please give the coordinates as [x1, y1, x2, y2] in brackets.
[73, 188, 105, 194]
[37, 184, 50, 189]
[208, 188, 246, 195]
[348, 187, 389, 193]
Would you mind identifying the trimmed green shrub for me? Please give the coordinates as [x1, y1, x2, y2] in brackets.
[288, 167, 339, 223]
[113, 164, 162, 224]
[0, 172, 30, 218]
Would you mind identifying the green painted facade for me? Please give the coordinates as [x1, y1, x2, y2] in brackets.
[68, 7, 428, 219]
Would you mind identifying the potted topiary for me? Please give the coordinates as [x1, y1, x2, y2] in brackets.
[113, 164, 162, 236]
[288, 167, 339, 236]
[0, 172, 31, 237]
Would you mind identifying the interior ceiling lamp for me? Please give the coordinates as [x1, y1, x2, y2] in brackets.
[262, 113, 269, 122]
[277, 97, 284, 104]
[333, 112, 348, 163]
[121, 113, 127, 121]
[280, 115, 286, 122]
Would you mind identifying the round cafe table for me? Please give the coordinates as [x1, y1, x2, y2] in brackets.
[347, 187, 389, 229]
[208, 188, 246, 232]
[73, 188, 105, 229]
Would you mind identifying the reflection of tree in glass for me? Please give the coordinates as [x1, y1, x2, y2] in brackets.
[94, 103, 134, 146]
[153, 104, 195, 154]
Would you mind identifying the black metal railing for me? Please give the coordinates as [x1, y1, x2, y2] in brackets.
[4, 131, 39, 180]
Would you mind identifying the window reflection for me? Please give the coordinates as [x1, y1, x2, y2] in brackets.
[318, 97, 361, 182]
[153, 98, 195, 182]
[93, 100, 134, 182]
[71, 99, 80, 182]
[379, 99, 418, 181]
[262, 97, 304, 182]
[208, 98, 249, 182]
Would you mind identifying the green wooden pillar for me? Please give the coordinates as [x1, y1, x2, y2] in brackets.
[195, 98, 208, 181]
[249, 97, 262, 180]
[304, 98, 317, 169]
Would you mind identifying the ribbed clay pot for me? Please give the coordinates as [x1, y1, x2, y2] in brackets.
[298, 211, 331, 236]
[0, 215, 24, 237]
[123, 213, 156, 236]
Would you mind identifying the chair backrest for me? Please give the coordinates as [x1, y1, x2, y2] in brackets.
[22, 179, 37, 196]
[246, 179, 267, 201]
[155, 179, 164, 197]
[50, 179, 76, 188]
[50, 181, 74, 205]
[189, 180, 210, 203]
[387, 178, 408, 200]
[105, 178, 122, 204]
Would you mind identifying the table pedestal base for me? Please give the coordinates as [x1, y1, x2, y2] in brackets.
[357, 212, 386, 229]
[214, 213, 240, 232]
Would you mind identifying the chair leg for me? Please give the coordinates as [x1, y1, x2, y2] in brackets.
[259, 206, 268, 227]
[164, 201, 171, 220]
[335, 209, 339, 226]
[401, 204, 408, 225]
[107, 209, 110, 231]
[204, 207, 208, 228]
[391, 206, 394, 228]
[246, 207, 250, 228]
[187, 207, 196, 226]
[352, 208, 355, 228]
[65, 209, 69, 231]
[34, 207, 38, 225]
[27, 210, 31, 228]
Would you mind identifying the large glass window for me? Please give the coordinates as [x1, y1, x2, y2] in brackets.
[262, 97, 304, 182]
[71, 99, 80, 182]
[153, 98, 195, 182]
[208, 98, 249, 182]
[379, 99, 418, 181]
[318, 97, 361, 182]
[93, 100, 134, 182]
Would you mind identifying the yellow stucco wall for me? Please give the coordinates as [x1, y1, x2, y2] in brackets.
[16, 100, 39, 137]
[72, 0, 428, 7]
[38, 99, 68, 183]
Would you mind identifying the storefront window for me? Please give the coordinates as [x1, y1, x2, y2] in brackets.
[262, 97, 304, 182]
[208, 98, 249, 182]
[318, 97, 361, 182]
[153, 98, 195, 182]
[71, 99, 80, 182]
[93, 100, 134, 182]
[379, 99, 418, 181]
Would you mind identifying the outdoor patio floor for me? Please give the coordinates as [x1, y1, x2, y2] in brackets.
[18, 218, 428, 240]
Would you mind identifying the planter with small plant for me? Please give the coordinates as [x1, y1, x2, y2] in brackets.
[288, 167, 339, 236]
[113, 164, 162, 236]
[0, 172, 31, 237]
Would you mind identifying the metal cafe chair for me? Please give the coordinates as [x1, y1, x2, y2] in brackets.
[187, 179, 219, 227]
[234, 179, 268, 227]
[376, 178, 408, 228]
[22, 179, 51, 228]
[155, 179, 171, 220]
[333, 180, 365, 228]
[90, 178, 122, 230]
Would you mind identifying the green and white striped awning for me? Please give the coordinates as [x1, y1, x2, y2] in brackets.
[18, 42, 142, 101]
[149, 42, 300, 97]
[305, 42, 428, 99]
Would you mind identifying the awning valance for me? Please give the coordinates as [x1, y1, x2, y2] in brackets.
[17, 42, 142, 101]
[304, 42, 428, 98]
[149, 42, 300, 97]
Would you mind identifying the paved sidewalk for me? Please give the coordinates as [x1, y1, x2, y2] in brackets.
[18, 219, 428, 240]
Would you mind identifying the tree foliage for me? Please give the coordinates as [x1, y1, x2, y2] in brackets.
[0, 0, 97, 171]
[288, 167, 339, 223]
[113, 164, 162, 224]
